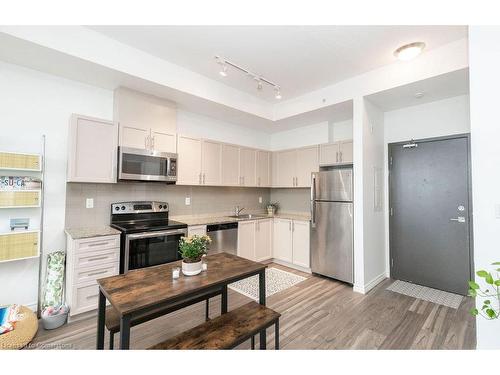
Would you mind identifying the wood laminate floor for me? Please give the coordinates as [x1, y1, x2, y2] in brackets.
[31, 263, 476, 350]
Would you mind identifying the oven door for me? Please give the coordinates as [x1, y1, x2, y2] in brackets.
[124, 228, 187, 272]
[118, 146, 177, 182]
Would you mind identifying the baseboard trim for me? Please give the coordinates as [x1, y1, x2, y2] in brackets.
[353, 272, 387, 294]
[271, 259, 312, 274]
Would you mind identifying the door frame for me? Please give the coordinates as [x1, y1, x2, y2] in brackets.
[388, 133, 474, 285]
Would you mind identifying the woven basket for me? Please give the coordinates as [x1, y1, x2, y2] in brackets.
[0, 306, 38, 350]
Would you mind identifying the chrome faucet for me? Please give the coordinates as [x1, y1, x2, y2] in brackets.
[234, 206, 245, 217]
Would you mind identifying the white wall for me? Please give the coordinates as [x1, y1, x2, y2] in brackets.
[0, 61, 113, 309]
[469, 26, 500, 349]
[352, 98, 386, 294]
[269, 121, 329, 151]
[328, 119, 353, 142]
[383, 95, 471, 275]
[177, 109, 270, 150]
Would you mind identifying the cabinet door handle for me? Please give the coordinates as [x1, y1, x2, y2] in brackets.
[339, 151, 342, 162]
[87, 256, 108, 262]
[86, 294, 99, 300]
[203, 173, 206, 184]
[336, 151, 339, 163]
[87, 242, 109, 247]
[289, 221, 292, 231]
[145, 136, 148, 149]
[199, 173, 202, 184]
[87, 270, 108, 277]
[151, 136, 155, 150]
[258, 176, 260, 186]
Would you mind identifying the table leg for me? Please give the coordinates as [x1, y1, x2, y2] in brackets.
[96, 289, 106, 350]
[119, 314, 131, 350]
[275, 319, 280, 350]
[258, 269, 266, 349]
[221, 285, 228, 314]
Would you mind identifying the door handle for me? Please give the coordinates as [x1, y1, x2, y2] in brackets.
[450, 217, 466, 223]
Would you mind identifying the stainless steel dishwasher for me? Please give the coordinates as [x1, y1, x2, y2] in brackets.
[206, 222, 238, 255]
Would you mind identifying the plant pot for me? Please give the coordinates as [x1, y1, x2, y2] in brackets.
[182, 260, 202, 276]
[267, 206, 276, 216]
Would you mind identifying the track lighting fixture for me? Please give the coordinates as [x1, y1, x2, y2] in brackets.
[215, 55, 282, 99]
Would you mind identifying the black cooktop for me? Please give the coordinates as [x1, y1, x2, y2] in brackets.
[111, 219, 187, 234]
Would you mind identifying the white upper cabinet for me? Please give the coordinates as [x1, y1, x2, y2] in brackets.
[319, 140, 353, 166]
[177, 135, 202, 185]
[201, 140, 222, 185]
[276, 149, 297, 187]
[256, 150, 271, 187]
[67, 114, 118, 183]
[239, 148, 257, 187]
[221, 144, 240, 186]
[114, 88, 176, 152]
[339, 140, 353, 164]
[295, 146, 319, 187]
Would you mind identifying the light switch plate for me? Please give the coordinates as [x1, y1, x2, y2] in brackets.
[86, 198, 94, 209]
[259, 196, 262, 203]
[185, 197, 191, 206]
[495, 204, 500, 218]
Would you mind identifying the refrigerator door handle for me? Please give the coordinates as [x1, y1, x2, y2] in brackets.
[311, 173, 317, 228]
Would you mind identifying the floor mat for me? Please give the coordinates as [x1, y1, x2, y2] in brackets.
[229, 267, 307, 301]
[387, 280, 463, 309]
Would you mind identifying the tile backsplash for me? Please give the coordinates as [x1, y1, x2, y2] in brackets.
[65, 182, 271, 228]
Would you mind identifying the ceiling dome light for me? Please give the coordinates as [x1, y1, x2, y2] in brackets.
[219, 64, 228, 77]
[394, 42, 426, 61]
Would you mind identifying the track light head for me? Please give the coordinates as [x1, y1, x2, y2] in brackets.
[219, 64, 228, 77]
[274, 87, 282, 100]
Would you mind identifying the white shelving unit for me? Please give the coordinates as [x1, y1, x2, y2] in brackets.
[0, 138, 46, 315]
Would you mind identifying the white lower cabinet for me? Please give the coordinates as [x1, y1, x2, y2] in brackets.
[66, 234, 120, 316]
[272, 218, 310, 269]
[237, 220, 256, 260]
[255, 219, 272, 262]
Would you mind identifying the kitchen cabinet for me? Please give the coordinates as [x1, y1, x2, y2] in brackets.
[177, 135, 202, 185]
[67, 114, 118, 183]
[291, 220, 310, 268]
[115, 87, 177, 153]
[319, 140, 353, 165]
[221, 144, 240, 186]
[272, 218, 293, 263]
[66, 234, 120, 316]
[188, 225, 207, 237]
[276, 149, 297, 187]
[295, 146, 319, 187]
[272, 218, 310, 268]
[256, 150, 271, 187]
[255, 219, 272, 262]
[201, 140, 222, 185]
[239, 148, 257, 186]
[237, 220, 256, 260]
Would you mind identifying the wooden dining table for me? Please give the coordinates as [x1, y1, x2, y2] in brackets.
[96, 252, 267, 349]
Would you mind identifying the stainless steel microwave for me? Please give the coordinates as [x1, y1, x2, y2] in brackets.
[118, 147, 177, 183]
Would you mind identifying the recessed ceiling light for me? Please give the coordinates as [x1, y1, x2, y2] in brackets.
[274, 87, 282, 100]
[394, 42, 426, 61]
[219, 64, 228, 77]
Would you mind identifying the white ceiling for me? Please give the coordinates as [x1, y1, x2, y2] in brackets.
[87, 25, 467, 102]
[366, 68, 469, 111]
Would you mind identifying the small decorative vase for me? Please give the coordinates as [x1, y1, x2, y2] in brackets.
[182, 260, 202, 276]
[267, 206, 275, 216]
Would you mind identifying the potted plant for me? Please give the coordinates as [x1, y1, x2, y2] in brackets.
[266, 202, 279, 216]
[468, 261, 500, 320]
[178, 235, 211, 276]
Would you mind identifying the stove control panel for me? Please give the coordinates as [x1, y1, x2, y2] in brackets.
[111, 201, 169, 214]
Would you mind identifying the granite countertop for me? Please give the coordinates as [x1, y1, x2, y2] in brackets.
[172, 212, 311, 226]
[65, 226, 121, 240]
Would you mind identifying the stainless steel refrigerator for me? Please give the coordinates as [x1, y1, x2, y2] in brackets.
[310, 167, 353, 283]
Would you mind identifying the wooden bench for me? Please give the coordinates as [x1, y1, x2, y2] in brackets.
[148, 301, 281, 350]
[106, 289, 222, 349]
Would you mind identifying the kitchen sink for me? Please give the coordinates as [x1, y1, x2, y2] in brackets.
[228, 214, 266, 219]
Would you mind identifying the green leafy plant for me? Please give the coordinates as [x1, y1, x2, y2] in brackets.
[266, 202, 279, 210]
[179, 235, 211, 263]
[468, 261, 500, 320]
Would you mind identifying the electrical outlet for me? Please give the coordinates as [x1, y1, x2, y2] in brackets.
[185, 197, 191, 206]
[259, 196, 262, 203]
[495, 204, 500, 219]
[86, 198, 94, 209]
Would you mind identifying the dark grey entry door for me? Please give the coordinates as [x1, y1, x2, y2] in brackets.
[389, 135, 472, 295]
